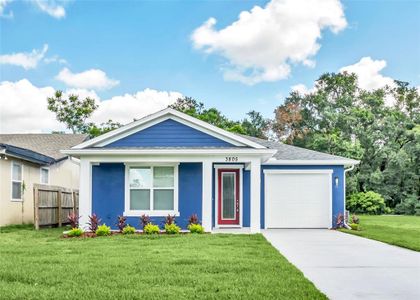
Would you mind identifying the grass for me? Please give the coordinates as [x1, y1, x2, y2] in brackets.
[0, 226, 325, 300]
[340, 215, 420, 251]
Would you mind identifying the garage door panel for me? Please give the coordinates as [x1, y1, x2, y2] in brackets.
[265, 171, 331, 228]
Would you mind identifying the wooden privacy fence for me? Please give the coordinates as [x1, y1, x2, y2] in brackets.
[33, 184, 79, 230]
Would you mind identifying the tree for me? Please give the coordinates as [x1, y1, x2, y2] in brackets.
[272, 72, 419, 209]
[47, 90, 122, 137]
[170, 97, 269, 137]
[241, 111, 270, 139]
[47, 91, 98, 134]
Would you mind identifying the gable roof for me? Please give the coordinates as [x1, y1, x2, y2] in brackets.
[238, 134, 360, 165]
[72, 108, 265, 149]
[0, 134, 88, 161]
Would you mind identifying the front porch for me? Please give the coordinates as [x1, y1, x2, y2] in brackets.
[78, 150, 271, 233]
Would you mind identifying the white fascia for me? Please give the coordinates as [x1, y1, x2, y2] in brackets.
[263, 159, 360, 166]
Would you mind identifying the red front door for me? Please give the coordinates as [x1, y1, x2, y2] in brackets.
[217, 169, 240, 225]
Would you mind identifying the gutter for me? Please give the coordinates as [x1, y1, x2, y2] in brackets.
[343, 164, 356, 229]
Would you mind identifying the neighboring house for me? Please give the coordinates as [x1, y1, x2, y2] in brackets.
[64, 108, 359, 232]
[0, 134, 87, 226]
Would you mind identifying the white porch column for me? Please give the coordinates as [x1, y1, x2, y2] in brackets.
[78, 158, 92, 229]
[250, 158, 261, 233]
[202, 160, 213, 232]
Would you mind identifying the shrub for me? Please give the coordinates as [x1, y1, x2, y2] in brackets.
[165, 214, 176, 226]
[143, 223, 160, 235]
[165, 223, 180, 234]
[67, 227, 84, 237]
[117, 215, 127, 232]
[395, 196, 420, 216]
[96, 224, 111, 236]
[188, 214, 199, 225]
[140, 214, 151, 228]
[347, 191, 389, 215]
[188, 223, 204, 234]
[351, 214, 360, 225]
[87, 213, 101, 232]
[67, 212, 79, 228]
[122, 225, 136, 235]
[349, 223, 359, 231]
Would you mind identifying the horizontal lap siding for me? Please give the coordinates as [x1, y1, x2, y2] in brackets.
[92, 162, 203, 230]
[260, 165, 345, 229]
[105, 119, 235, 147]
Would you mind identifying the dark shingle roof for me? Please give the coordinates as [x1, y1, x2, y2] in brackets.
[238, 134, 359, 163]
[0, 134, 88, 160]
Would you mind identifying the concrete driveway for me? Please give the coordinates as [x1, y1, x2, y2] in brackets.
[262, 229, 420, 300]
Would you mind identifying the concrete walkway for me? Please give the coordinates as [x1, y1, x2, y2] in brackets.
[262, 229, 420, 300]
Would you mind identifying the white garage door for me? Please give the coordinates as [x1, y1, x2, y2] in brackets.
[264, 170, 332, 228]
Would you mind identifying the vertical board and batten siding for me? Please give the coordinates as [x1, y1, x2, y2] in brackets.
[211, 163, 251, 228]
[92, 162, 202, 229]
[105, 119, 236, 148]
[260, 165, 345, 228]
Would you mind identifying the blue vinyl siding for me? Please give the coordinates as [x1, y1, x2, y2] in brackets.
[211, 163, 250, 228]
[92, 162, 202, 229]
[105, 119, 235, 148]
[260, 165, 345, 229]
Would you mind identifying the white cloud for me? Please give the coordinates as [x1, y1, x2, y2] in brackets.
[291, 83, 314, 95]
[0, 79, 65, 133]
[0, 79, 182, 133]
[44, 55, 67, 65]
[0, 44, 48, 69]
[90, 89, 183, 125]
[0, 0, 13, 18]
[339, 56, 395, 90]
[191, 0, 347, 85]
[33, 0, 65, 19]
[56, 68, 120, 90]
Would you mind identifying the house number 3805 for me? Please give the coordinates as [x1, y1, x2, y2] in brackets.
[225, 156, 238, 162]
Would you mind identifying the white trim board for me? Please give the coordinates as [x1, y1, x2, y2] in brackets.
[72, 108, 265, 150]
[264, 159, 360, 166]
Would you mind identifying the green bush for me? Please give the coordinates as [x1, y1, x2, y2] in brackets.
[164, 223, 180, 234]
[347, 191, 389, 215]
[122, 225, 136, 235]
[349, 223, 359, 231]
[96, 224, 111, 236]
[143, 223, 160, 235]
[67, 227, 84, 237]
[188, 223, 204, 234]
[394, 196, 420, 216]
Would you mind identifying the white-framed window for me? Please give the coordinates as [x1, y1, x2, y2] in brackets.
[124, 164, 179, 216]
[40, 167, 49, 184]
[11, 161, 23, 201]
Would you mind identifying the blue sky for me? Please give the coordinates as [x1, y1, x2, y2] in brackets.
[0, 0, 419, 133]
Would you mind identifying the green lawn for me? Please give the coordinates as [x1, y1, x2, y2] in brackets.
[340, 215, 420, 251]
[0, 226, 325, 300]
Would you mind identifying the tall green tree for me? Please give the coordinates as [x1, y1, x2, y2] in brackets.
[47, 91, 122, 137]
[170, 97, 269, 137]
[273, 72, 419, 208]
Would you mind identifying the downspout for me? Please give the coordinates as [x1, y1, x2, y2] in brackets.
[343, 164, 355, 229]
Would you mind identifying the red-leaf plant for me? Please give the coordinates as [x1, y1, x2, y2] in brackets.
[117, 215, 127, 232]
[188, 214, 199, 225]
[88, 213, 101, 232]
[67, 212, 80, 229]
[140, 214, 151, 228]
[165, 214, 176, 225]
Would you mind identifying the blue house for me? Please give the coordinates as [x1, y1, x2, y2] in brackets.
[64, 108, 359, 232]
